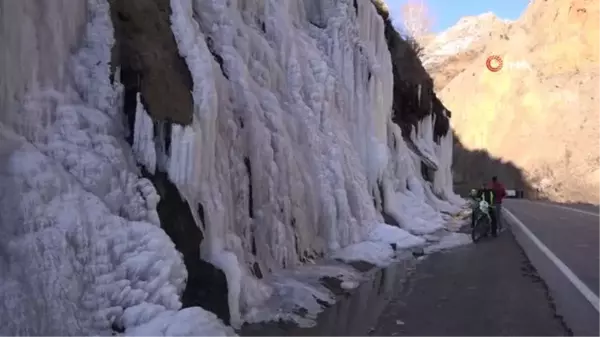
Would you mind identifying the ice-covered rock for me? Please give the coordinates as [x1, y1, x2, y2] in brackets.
[0, 0, 465, 334]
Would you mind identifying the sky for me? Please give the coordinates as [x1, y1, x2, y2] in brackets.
[385, 0, 530, 33]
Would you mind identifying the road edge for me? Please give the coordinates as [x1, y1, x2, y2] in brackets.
[504, 208, 599, 336]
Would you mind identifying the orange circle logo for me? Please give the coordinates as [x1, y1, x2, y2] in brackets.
[486, 55, 503, 72]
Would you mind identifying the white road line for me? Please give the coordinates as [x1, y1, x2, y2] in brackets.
[504, 208, 600, 312]
[518, 199, 599, 217]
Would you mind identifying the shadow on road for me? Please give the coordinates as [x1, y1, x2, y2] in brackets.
[503, 191, 599, 215]
[528, 199, 600, 214]
[567, 201, 599, 210]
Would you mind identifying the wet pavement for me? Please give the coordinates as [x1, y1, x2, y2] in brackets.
[371, 229, 571, 336]
[241, 255, 419, 336]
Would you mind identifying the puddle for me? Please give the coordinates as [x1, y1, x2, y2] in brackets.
[240, 255, 418, 336]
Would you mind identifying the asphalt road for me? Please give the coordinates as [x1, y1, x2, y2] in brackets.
[503, 199, 599, 335]
[371, 230, 571, 336]
[504, 199, 599, 296]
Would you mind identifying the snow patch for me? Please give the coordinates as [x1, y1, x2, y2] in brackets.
[424, 232, 472, 254]
[333, 241, 395, 267]
[367, 223, 427, 249]
[243, 263, 363, 328]
[332, 223, 424, 267]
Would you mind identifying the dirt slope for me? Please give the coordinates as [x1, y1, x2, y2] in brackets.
[423, 0, 599, 203]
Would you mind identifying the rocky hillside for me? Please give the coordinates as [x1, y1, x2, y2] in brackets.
[420, 12, 512, 92]
[422, 0, 599, 204]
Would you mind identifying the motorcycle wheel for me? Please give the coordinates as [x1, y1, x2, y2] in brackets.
[472, 217, 490, 243]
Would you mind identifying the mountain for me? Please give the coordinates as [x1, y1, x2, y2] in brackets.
[0, 0, 465, 335]
[422, 0, 600, 204]
[420, 12, 512, 92]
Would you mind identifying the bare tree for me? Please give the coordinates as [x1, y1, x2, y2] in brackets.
[395, 0, 434, 55]
[399, 0, 433, 39]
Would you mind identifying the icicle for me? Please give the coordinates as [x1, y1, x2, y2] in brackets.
[132, 93, 157, 175]
[154, 121, 170, 173]
[167, 124, 187, 193]
[165, 121, 204, 204]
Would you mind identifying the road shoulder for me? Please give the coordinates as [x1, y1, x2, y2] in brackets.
[371, 229, 571, 336]
[505, 207, 599, 336]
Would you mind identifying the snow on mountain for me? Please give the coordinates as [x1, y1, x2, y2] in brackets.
[416, 12, 513, 93]
[421, 12, 512, 69]
[0, 0, 466, 335]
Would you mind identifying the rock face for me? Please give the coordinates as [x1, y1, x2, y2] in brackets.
[109, 0, 195, 125]
[108, 0, 231, 323]
[423, 0, 600, 203]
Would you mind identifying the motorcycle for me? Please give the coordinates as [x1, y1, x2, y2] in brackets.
[471, 199, 493, 243]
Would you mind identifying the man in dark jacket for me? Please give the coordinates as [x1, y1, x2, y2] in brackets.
[490, 176, 507, 232]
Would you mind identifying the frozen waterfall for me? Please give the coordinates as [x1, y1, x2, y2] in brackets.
[0, 0, 465, 335]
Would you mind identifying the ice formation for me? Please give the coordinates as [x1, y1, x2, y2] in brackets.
[0, 0, 233, 335]
[0, 0, 466, 334]
[132, 93, 157, 175]
[164, 0, 465, 327]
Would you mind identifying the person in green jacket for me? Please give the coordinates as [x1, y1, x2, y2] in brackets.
[478, 183, 498, 237]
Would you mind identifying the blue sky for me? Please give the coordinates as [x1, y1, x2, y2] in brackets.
[385, 0, 530, 33]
